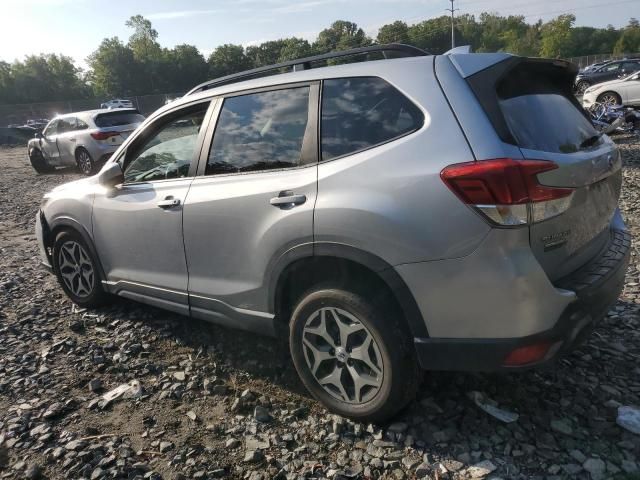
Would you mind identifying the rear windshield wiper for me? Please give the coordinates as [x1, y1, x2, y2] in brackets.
[580, 132, 603, 149]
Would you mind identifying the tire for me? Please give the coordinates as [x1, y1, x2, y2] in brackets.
[597, 91, 621, 107]
[29, 148, 53, 174]
[52, 230, 108, 308]
[76, 148, 97, 176]
[575, 81, 590, 94]
[289, 288, 420, 422]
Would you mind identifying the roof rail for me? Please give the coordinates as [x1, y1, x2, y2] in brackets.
[186, 43, 428, 96]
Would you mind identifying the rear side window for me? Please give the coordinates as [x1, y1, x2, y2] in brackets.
[321, 77, 423, 161]
[206, 86, 311, 175]
[497, 65, 599, 154]
[95, 111, 145, 128]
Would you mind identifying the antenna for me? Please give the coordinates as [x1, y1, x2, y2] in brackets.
[446, 0, 459, 49]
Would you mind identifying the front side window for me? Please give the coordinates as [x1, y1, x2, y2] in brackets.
[43, 120, 59, 137]
[602, 63, 620, 72]
[321, 77, 424, 161]
[123, 104, 208, 183]
[206, 86, 310, 175]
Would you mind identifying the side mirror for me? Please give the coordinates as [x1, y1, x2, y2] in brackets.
[98, 162, 124, 187]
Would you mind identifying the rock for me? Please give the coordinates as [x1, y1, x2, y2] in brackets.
[186, 410, 197, 421]
[617, 406, 640, 434]
[583, 458, 606, 480]
[468, 391, 519, 423]
[173, 371, 186, 381]
[159, 441, 174, 453]
[414, 463, 431, 478]
[550, 419, 573, 435]
[569, 449, 586, 464]
[243, 449, 264, 463]
[225, 438, 240, 449]
[91, 467, 104, 479]
[88, 378, 103, 392]
[465, 460, 497, 478]
[25, 464, 42, 480]
[387, 422, 408, 434]
[254, 406, 272, 423]
[65, 439, 88, 451]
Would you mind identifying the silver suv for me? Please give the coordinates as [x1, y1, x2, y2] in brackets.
[35, 45, 631, 421]
[28, 109, 145, 175]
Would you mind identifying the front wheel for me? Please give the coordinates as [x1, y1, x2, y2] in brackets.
[597, 91, 621, 107]
[52, 230, 108, 307]
[76, 148, 97, 176]
[289, 289, 420, 422]
[29, 148, 53, 174]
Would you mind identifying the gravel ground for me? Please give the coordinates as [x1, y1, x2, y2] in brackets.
[1, 140, 640, 480]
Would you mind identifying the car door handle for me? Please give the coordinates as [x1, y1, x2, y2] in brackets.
[157, 197, 181, 209]
[270, 191, 307, 207]
[69, 138, 76, 142]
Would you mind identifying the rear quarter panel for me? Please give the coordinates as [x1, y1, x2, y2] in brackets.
[314, 58, 491, 265]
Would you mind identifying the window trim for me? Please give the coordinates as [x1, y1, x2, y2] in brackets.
[113, 98, 216, 186]
[195, 81, 320, 178]
[318, 76, 425, 164]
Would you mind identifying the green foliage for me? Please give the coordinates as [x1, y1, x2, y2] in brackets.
[1, 13, 639, 105]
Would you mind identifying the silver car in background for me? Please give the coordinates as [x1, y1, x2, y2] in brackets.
[28, 109, 145, 175]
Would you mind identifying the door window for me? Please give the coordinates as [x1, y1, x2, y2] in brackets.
[206, 86, 311, 175]
[43, 120, 59, 137]
[76, 118, 89, 130]
[320, 77, 424, 161]
[57, 117, 77, 134]
[601, 63, 620, 72]
[123, 104, 208, 183]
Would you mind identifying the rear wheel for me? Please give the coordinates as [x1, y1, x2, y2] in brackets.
[289, 288, 420, 422]
[29, 148, 53, 174]
[52, 230, 108, 308]
[597, 91, 621, 106]
[575, 81, 590, 94]
[76, 148, 96, 176]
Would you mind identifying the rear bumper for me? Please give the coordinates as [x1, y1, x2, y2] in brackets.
[414, 227, 631, 371]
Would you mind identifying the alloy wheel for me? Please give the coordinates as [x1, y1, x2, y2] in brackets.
[600, 94, 619, 106]
[57, 240, 94, 298]
[77, 150, 92, 175]
[302, 307, 384, 404]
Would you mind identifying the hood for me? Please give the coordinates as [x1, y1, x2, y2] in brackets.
[45, 175, 98, 197]
[587, 78, 626, 92]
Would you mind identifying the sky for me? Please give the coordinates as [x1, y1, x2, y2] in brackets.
[0, 0, 638, 68]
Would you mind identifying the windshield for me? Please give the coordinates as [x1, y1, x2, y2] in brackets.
[95, 111, 145, 128]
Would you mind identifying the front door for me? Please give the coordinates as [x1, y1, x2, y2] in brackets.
[183, 84, 319, 331]
[40, 119, 61, 165]
[92, 100, 213, 315]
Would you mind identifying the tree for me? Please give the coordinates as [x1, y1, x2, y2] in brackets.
[246, 40, 287, 67]
[540, 14, 576, 58]
[377, 21, 409, 44]
[207, 44, 251, 78]
[408, 16, 452, 53]
[87, 37, 139, 97]
[614, 18, 640, 54]
[163, 44, 209, 93]
[278, 38, 313, 61]
[315, 20, 371, 54]
[125, 15, 161, 61]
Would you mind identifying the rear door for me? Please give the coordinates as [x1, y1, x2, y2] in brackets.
[182, 83, 319, 330]
[470, 58, 621, 280]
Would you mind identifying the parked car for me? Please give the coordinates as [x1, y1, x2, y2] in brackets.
[100, 99, 134, 109]
[579, 60, 610, 74]
[36, 45, 630, 421]
[26, 118, 50, 131]
[575, 59, 640, 93]
[28, 108, 145, 175]
[582, 71, 640, 108]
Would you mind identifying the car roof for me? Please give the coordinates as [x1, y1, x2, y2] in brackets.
[53, 108, 140, 121]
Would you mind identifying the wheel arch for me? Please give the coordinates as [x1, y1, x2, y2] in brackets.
[46, 216, 107, 281]
[597, 90, 622, 103]
[270, 243, 428, 339]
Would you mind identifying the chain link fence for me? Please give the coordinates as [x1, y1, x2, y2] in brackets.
[566, 52, 640, 69]
[0, 93, 184, 128]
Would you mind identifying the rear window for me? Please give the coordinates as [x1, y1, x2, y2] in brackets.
[497, 65, 599, 154]
[95, 111, 145, 128]
[321, 77, 424, 161]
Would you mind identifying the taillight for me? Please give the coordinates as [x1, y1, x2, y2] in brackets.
[440, 159, 574, 226]
[91, 131, 120, 140]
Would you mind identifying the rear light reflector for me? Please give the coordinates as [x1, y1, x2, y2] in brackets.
[440, 159, 574, 226]
[91, 131, 120, 140]
[503, 342, 551, 366]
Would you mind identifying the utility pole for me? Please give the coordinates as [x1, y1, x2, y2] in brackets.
[446, 0, 458, 49]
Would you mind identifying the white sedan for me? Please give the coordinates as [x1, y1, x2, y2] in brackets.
[582, 72, 640, 108]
